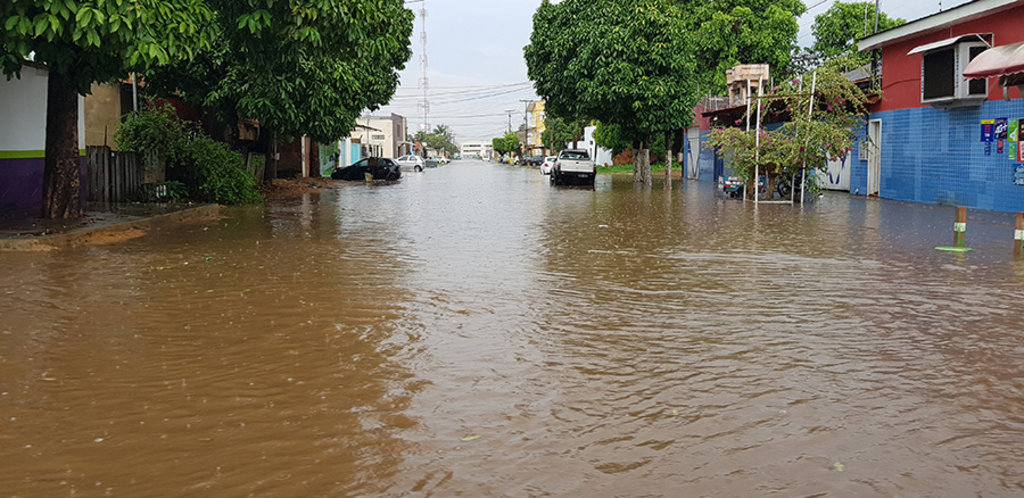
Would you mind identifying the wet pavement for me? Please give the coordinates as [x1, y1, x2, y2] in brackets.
[2, 160, 1024, 496]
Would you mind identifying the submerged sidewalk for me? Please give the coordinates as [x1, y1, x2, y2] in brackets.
[0, 203, 223, 251]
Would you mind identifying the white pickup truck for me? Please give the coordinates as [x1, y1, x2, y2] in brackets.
[551, 149, 596, 186]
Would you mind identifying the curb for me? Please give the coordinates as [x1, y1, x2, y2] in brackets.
[0, 204, 224, 252]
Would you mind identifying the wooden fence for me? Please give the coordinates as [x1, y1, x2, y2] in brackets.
[85, 146, 143, 203]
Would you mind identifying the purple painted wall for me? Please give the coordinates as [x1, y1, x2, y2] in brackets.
[0, 157, 44, 209]
[0, 158, 86, 210]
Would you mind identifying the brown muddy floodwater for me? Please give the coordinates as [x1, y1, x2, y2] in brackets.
[2, 160, 1024, 496]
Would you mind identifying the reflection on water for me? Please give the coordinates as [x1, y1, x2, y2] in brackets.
[2, 161, 1024, 496]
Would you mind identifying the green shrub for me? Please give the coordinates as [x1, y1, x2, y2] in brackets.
[116, 105, 262, 205]
[182, 136, 263, 205]
[115, 104, 189, 165]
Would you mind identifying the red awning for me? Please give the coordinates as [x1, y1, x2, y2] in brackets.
[963, 41, 1024, 79]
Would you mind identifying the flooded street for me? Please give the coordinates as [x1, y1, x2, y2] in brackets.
[3, 160, 1024, 496]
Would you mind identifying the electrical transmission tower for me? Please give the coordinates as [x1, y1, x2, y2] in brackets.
[407, 0, 429, 132]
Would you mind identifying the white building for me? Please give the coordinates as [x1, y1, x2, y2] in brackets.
[347, 113, 409, 159]
[459, 141, 493, 159]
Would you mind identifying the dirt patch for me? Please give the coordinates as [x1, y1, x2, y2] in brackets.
[80, 228, 149, 245]
[260, 178, 346, 200]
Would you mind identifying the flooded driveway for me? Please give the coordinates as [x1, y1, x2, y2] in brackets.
[3, 160, 1024, 496]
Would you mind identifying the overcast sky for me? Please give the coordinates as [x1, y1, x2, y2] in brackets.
[374, 0, 972, 143]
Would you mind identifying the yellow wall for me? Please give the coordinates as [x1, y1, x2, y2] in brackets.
[84, 83, 122, 149]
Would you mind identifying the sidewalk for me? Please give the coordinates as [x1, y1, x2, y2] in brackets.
[0, 203, 223, 251]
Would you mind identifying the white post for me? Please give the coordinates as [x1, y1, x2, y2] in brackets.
[802, 72, 817, 206]
[131, 72, 138, 111]
[755, 78, 763, 205]
[743, 80, 752, 202]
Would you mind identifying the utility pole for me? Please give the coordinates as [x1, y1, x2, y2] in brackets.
[406, 0, 429, 132]
[506, 110, 514, 134]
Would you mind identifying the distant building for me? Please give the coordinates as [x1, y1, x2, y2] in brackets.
[526, 101, 547, 154]
[459, 141, 494, 159]
[348, 113, 409, 159]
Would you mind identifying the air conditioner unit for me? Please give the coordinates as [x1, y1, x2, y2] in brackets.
[921, 41, 989, 108]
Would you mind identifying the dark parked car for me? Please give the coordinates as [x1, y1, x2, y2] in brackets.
[527, 155, 544, 166]
[331, 157, 402, 181]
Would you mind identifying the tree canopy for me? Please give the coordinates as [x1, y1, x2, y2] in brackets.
[146, 0, 414, 145]
[811, 1, 904, 64]
[492, 132, 521, 157]
[415, 125, 458, 156]
[525, 0, 698, 183]
[680, 0, 806, 94]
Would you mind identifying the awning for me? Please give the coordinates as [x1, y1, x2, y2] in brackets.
[963, 41, 1024, 79]
[907, 33, 990, 55]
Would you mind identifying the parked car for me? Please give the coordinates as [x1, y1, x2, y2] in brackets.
[331, 157, 401, 181]
[541, 156, 557, 175]
[526, 155, 544, 166]
[425, 158, 439, 168]
[396, 155, 425, 172]
[551, 149, 596, 186]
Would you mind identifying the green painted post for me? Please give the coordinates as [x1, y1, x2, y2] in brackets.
[1015, 213, 1024, 258]
[953, 207, 967, 248]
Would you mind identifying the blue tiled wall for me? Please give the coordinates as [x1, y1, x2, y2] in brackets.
[856, 100, 1024, 212]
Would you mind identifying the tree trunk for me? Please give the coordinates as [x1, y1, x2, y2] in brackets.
[573, 128, 579, 149]
[264, 130, 278, 184]
[310, 141, 321, 178]
[41, 71, 81, 219]
[664, 132, 673, 188]
[633, 137, 652, 185]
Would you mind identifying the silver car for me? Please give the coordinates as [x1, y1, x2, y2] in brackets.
[396, 155, 425, 172]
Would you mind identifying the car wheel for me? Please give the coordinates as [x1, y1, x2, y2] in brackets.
[415, 165, 422, 172]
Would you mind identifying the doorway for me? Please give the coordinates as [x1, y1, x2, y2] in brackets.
[867, 119, 881, 197]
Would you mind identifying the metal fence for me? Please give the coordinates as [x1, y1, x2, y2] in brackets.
[85, 146, 142, 203]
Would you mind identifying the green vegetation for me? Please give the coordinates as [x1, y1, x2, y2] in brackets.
[812, 1, 904, 65]
[116, 106, 261, 205]
[142, 0, 414, 180]
[492, 132, 521, 157]
[682, 0, 806, 93]
[525, 0, 699, 185]
[598, 163, 682, 174]
[706, 59, 870, 199]
[1, 0, 214, 218]
[542, 114, 586, 154]
[416, 125, 458, 156]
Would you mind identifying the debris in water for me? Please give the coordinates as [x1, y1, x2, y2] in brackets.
[461, 435, 481, 442]
[833, 462, 844, 472]
[94, 438, 104, 443]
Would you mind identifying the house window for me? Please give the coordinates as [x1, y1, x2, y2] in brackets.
[920, 40, 989, 106]
[922, 49, 954, 100]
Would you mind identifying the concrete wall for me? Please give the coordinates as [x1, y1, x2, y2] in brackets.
[84, 83, 122, 149]
[0, 65, 85, 209]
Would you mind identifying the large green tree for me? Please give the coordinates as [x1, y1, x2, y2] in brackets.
[679, 0, 805, 94]
[145, 0, 414, 180]
[1, 1, 213, 218]
[812, 1, 904, 64]
[526, 0, 698, 185]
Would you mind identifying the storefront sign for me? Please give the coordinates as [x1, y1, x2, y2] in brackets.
[982, 119, 995, 142]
